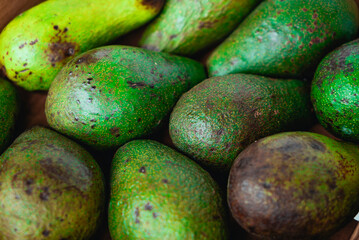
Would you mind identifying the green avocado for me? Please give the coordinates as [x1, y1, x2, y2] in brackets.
[0, 127, 105, 239]
[207, 0, 359, 78]
[108, 139, 228, 240]
[0, 77, 18, 153]
[169, 74, 313, 171]
[45, 45, 206, 149]
[311, 39, 359, 142]
[228, 131, 359, 239]
[0, 0, 164, 91]
[139, 0, 260, 56]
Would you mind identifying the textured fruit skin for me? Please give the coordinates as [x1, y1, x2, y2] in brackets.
[169, 74, 313, 171]
[45, 45, 206, 149]
[311, 39, 359, 142]
[228, 131, 359, 239]
[0, 127, 105, 240]
[108, 140, 228, 240]
[207, 0, 359, 78]
[0, 77, 18, 153]
[0, 0, 164, 91]
[139, 0, 260, 56]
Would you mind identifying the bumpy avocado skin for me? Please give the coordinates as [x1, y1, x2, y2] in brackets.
[207, 0, 359, 78]
[228, 131, 359, 239]
[311, 39, 359, 142]
[45, 45, 206, 149]
[169, 74, 313, 171]
[0, 0, 164, 91]
[0, 77, 18, 153]
[139, 0, 260, 56]
[108, 140, 228, 240]
[0, 127, 105, 240]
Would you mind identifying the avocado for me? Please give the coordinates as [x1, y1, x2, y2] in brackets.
[0, 0, 164, 91]
[0, 127, 105, 239]
[311, 39, 359, 142]
[0, 77, 18, 153]
[169, 73, 313, 171]
[139, 0, 260, 56]
[228, 131, 359, 239]
[207, 0, 359, 78]
[108, 139, 227, 240]
[45, 45, 206, 149]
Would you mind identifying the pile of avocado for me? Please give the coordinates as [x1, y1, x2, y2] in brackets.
[0, 0, 359, 239]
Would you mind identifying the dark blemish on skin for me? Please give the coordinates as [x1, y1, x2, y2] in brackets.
[53, 25, 59, 30]
[127, 81, 147, 88]
[262, 182, 271, 189]
[302, 8, 308, 11]
[75, 53, 98, 65]
[140, 0, 163, 10]
[153, 212, 158, 218]
[19, 43, 26, 49]
[24, 178, 34, 195]
[139, 166, 146, 174]
[144, 202, 153, 211]
[137, 118, 142, 122]
[29, 39, 38, 45]
[40, 187, 50, 201]
[42, 230, 51, 236]
[162, 179, 168, 183]
[309, 139, 326, 152]
[63, 28, 68, 33]
[48, 42, 76, 64]
[110, 127, 121, 137]
[169, 34, 177, 40]
[23, 63, 27, 67]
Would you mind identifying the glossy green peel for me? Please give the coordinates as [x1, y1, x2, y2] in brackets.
[0, 77, 18, 153]
[0, 0, 164, 91]
[312, 39, 359, 142]
[139, 0, 260, 55]
[228, 131, 359, 239]
[207, 0, 359, 78]
[0, 127, 105, 239]
[109, 140, 228, 240]
[169, 74, 313, 171]
[45, 45, 206, 149]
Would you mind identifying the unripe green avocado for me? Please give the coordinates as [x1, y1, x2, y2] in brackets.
[228, 131, 359, 239]
[169, 74, 313, 171]
[45, 45, 206, 149]
[0, 0, 164, 91]
[139, 0, 261, 56]
[311, 39, 359, 142]
[207, 0, 359, 78]
[0, 127, 105, 239]
[0, 77, 18, 153]
[108, 139, 228, 240]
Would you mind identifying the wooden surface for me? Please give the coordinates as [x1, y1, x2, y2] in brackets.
[1, 0, 359, 239]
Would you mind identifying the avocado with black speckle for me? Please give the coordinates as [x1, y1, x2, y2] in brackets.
[207, 0, 359, 78]
[108, 139, 228, 239]
[139, 0, 260, 55]
[0, 0, 164, 91]
[0, 127, 105, 239]
[228, 131, 359, 239]
[169, 73, 313, 171]
[45, 45, 206, 149]
[311, 39, 359, 142]
[0, 77, 19, 153]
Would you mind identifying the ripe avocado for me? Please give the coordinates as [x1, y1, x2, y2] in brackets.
[108, 139, 228, 239]
[139, 0, 260, 55]
[311, 39, 359, 142]
[0, 0, 164, 91]
[207, 0, 359, 78]
[228, 131, 359, 239]
[0, 127, 105, 239]
[45, 45, 206, 149]
[169, 74, 313, 171]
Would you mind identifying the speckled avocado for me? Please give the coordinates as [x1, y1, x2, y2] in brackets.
[207, 0, 359, 78]
[169, 74, 313, 171]
[311, 39, 359, 142]
[0, 0, 164, 91]
[0, 77, 18, 153]
[0, 127, 105, 239]
[108, 139, 228, 240]
[228, 131, 359, 239]
[139, 0, 260, 56]
[45, 45, 206, 149]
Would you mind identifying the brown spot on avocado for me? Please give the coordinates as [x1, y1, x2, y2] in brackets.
[110, 127, 121, 137]
[127, 81, 147, 88]
[40, 187, 50, 201]
[42, 229, 51, 236]
[29, 39, 38, 45]
[75, 53, 98, 65]
[139, 166, 146, 174]
[144, 202, 153, 210]
[140, 0, 163, 10]
[48, 42, 76, 64]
